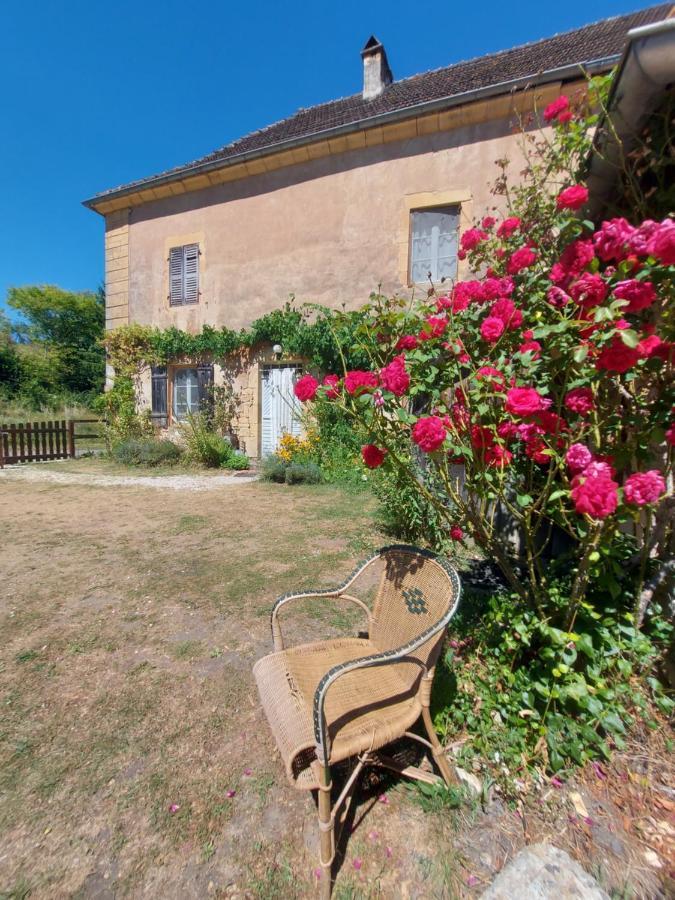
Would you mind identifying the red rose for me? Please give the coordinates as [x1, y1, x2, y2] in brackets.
[450, 525, 464, 541]
[647, 218, 675, 265]
[453, 280, 485, 307]
[481, 276, 513, 301]
[623, 470, 666, 506]
[571, 473, 619, 517]
[411, 416, 447, 453]
[666, 423, 675, 446]
[476, 366, 506, 392]
[344, 370, 379, 395]
[564, 387, 594, 417]
[566, 443, 593, 474]
[470, 425, 495, 451]
[497, 217, 521, 238]
[379, 355, 410, 397]
[613, 279, 656, 313]
[396, 335, 418, 351]
[518, 340, 541, 358]
[543, 95, 570, 123]
[490, 298, 523, 330]
[460, 227, 488, 252]
[294, 374, 319, 402]
[569, 273, 607, 309]
[482, 216, 496, 229]
[480, 316, 505, 343]
[556, 185, 589, 211]
[525, 438, 551, 464]
[322, 374, 340, 399]
[593, 218, 635, 262]
[361, 444, 386, 469]
[505, 387, 550, 417]
[420, 315, 448, 340]
[596, 337, 641, 374]
[507, 246, 537, 275]
[484, 444, 513, 467]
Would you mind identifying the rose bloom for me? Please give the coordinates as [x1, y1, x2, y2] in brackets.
[571, 473, 619, 518]
[322, 374, 340, 399]
[490, 297, 523, 329]
[666, 422, 675, 446]
[476, 365, 506, 392]
[396, 334, 418, 351]
[623, 470, 666, 506]
[497, 421, 518, 441]
[543, 95, 570, 122]
[497, 217, 521, 238]
[556, 185, 589, 211]
[411, 416, 447, 453]
[294, 374, 319, 402]
[460, 227, 488, 252]
[344, 370, 379, 395]
[525, 437, 551, 464]
[420, 315, 448, 341]
[518, 339, 542, 358]
[566, 443, 593, 474]
[481, 276, 514, 301]
[569, 273, 608, 309]
[450, 525, 464, 541]
[593, 218, 635, 262]
[484, 444, 513, 467]
[453, 280, 485, 307]
[613, 279, 656, 313]
[637, 334, 664, 358]
[505, 387, 550, 417]
[535, 411, 567, 436]
[361, 444, 387, 469]
[379, 355, 410, 396]
[550, 239, 595, 287]
[507, 246, 537, 275]
[480, 315, 505, 343]
[547, 286, 571, 307]
[482, 216, 496, 229]
[470, 424, 495, 451]
[596, 337, 641, 374]
[564, 387, 594, 416]
[647, 218, 675, 265]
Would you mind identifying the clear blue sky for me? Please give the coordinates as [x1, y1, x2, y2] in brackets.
[0, 0, 653, 315]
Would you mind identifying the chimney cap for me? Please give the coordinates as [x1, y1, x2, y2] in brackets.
[361, 35, 384, 57]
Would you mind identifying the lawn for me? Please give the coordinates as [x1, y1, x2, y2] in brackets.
[1, 472, 669, 898]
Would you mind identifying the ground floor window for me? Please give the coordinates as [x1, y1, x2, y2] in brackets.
[172, 367, 200, 421]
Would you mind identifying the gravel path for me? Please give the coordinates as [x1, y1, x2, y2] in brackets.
[0, 466, 259, 491]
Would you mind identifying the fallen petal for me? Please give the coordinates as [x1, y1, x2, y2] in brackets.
[243, 768, 253, 776]
[385, 846, 393, 859]
[168, 803, 180, 814]
[378, 794, 390, 805]
[353, 858, 362, 870]
[225, 790, 236, 799]
[467, 874, 479, 886]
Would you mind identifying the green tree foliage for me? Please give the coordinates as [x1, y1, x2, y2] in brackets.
[0, 312, 21, 392]
[8, 284, 105, 398]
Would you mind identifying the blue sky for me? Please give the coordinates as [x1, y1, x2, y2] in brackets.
[0, 0, 653, 315]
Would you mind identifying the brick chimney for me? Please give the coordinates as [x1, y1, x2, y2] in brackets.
[361, 36, 393, 100]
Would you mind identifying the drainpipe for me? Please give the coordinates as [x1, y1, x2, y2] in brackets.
[586, 17, 675, 218]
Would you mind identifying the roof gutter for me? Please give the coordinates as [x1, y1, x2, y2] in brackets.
[83, 56, 617, 212]
[586, 16, 675, 217]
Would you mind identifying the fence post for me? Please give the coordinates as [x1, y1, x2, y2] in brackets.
[68, 420, 76, 458]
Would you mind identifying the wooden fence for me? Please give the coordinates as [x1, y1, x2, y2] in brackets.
[0, 419, 102, 468]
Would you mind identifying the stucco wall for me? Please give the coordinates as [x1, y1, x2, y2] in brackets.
[124, 116, 534, 332]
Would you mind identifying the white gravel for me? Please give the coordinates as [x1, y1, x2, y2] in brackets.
[0, 466, 259, 492]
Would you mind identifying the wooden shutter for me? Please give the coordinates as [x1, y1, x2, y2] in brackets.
[150, 366, 168, 426]
[169, 247, 184, 305]
[197, 364, 214, 420]
[183, 244, 199, 304]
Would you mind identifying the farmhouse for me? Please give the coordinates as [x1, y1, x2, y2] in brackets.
[84, 4, 671, 457]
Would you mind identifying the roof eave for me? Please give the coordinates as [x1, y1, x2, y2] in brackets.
[83, 55, 617, 214]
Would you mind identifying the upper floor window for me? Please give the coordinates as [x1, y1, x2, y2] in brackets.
[169, 243, 200, 305]
[409, 207, 459, 285]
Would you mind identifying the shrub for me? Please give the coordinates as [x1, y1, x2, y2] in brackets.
[225, 449, 250, 471]
[285, 461, 322, 484]
[112, 438, 181, 467]
[261, 454, 288, 482]
[372, 464, 451, 552]
[93, 377, 153, 449]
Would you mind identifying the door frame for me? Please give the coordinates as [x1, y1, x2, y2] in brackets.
[259, 362, 303, 458]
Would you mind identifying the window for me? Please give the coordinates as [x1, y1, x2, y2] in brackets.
[409, 207, 459, 284]
[169, 243, 200, 305]
[172, 368, 200, 420]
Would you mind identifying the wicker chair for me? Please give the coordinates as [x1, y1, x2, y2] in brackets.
[253, 544, 461, 897]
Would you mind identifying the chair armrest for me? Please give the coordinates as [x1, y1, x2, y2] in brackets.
[312, 593, 460, 764]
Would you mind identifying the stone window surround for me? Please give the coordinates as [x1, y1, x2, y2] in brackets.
[398, 190, 473, 289]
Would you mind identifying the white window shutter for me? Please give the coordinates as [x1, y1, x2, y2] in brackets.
[169, 247, 184, 305]
[183, 244, 199, 304]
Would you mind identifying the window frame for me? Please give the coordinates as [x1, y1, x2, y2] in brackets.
[408, 204, 460, 286]
[169, 365, 201, 423]
[168, 243, 200, 306]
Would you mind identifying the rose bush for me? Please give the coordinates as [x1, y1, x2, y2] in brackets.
[294, 79, 674, 775]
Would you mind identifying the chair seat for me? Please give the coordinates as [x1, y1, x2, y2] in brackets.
[253, 637, 423, 790]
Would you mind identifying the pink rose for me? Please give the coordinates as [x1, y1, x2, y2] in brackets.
[569, 273, 607, 309]
[379, 355, 410, 396]
[420, 315, 448, 340]
[497, 217, 522, 239]
[547, 286, 571, 307]
[566, 443, 593, 474]
[411, 416, 447, 453]
[476, 365, 506, 392]
[571, 473, 619, 518]
[482, 216, 496, 229]
[564, 387, 594, 417]
[596, 337, 641, 374]
[453, 280, 485, 307]
[294, 374, 319, 402]
[543, 95, 570, 123]
[396, 335, 418, 351]
[613, 280, 656, 313]
[505, 387, 550, 417]
[344, 370, 379, 395]
[623, 470, 666, 506]
[647, 218, 675, 265]
[460, 228, 488, 252]
[361, 444, 387, 469]
[322, 375, 340, 399]
[507, 246, 537, 275]
[481, 276, 513, 301]
[490, 297, 523, 330]
[450, 525, 464, 541]
[518, 339, 542, 358]
[593, 218, 635, 262]
[480, 316, 505, 343]
[556, 185, 589, 211]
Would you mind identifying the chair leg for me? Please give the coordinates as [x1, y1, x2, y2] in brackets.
[317, 763, 333, 899]
[421, 706, 457, 786]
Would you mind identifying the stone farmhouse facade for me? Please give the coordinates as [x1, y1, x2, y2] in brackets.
[84, 5, 671, 458]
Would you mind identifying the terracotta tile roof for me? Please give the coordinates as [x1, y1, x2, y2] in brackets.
[87, 4, 672, 204]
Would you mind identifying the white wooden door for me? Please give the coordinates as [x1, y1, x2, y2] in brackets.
[261, 366, 302, 456]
